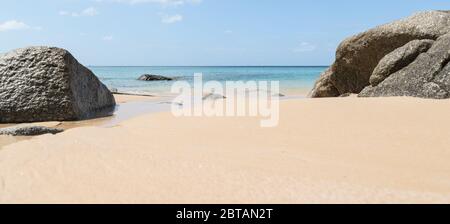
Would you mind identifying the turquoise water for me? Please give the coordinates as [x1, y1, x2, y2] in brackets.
[89, 66, 326, 96]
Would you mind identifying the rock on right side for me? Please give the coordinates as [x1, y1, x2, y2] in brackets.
[309, 10, 450, 99]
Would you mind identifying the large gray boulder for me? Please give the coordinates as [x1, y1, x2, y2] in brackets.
[0, 47, 116, 123]
[309, 10, 450, 97]
[369, 39, 434, 86]
[309, 68, 340, 97]
[359, 33, 450, 98]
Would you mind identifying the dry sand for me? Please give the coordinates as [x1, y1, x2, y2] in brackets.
[1, 97, 450, 203]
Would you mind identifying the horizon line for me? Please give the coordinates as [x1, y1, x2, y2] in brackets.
[87, 65, 331, 67]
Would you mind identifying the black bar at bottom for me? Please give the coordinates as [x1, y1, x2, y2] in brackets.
[0, 204, 448, 222]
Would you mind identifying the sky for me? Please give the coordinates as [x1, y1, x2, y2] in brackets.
[1, 0, 450, 66]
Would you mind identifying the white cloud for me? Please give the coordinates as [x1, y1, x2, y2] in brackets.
[59, 11, 70, 16]
[293, 42, 316, 53]
[59, 7, 99, 17]
[103, 35, 114, 41]
[224, 30, 233, 34]
[82, 7, 100, 16]
[187, 0, 202, 4]
[95, 0, 202, 6]
[0, 20, 41, 32]
[160, 14, 183, 24]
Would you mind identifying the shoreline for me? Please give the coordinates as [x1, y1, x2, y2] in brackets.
[0, 90, 307, 149]
[0, 93, 159, 149]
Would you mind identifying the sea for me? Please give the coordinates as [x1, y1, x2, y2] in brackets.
[89, 66, 327, 96]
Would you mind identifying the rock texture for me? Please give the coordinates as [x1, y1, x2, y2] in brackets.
[0, 47, 116, 123]
[0, 126, 64, 136]
[138, 74, 174, 81]
[202, 93, 227, 101]
[369, 39, 435, 86]
[359, 33, 450, 98]
[309, 68, 340, 97]
[309, 10, 450, 97]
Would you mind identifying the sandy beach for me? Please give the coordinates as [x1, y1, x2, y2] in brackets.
[1, 95, 450, 204]
[4, 0, 450, 212]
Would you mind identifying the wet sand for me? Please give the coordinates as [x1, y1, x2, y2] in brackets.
[1, 91, 305, 148]
[1, 97, 450, 203]
[114, 94, 157, 104]
[0, 94, 159, 149]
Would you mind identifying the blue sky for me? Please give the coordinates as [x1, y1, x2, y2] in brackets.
[1, 0, 450, 66]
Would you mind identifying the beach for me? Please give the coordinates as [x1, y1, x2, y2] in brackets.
[3, 0, 450, 211]
[1, 95, 450, 204]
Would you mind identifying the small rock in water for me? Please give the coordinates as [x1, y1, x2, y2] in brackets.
[0, 126, 64, 136]
[247, 89, 285, 97]
[138, 74, 174, 81]
[159, 101, 183, 106]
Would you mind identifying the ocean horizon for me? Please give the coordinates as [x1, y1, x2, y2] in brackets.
[89, 66, 327, 96]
